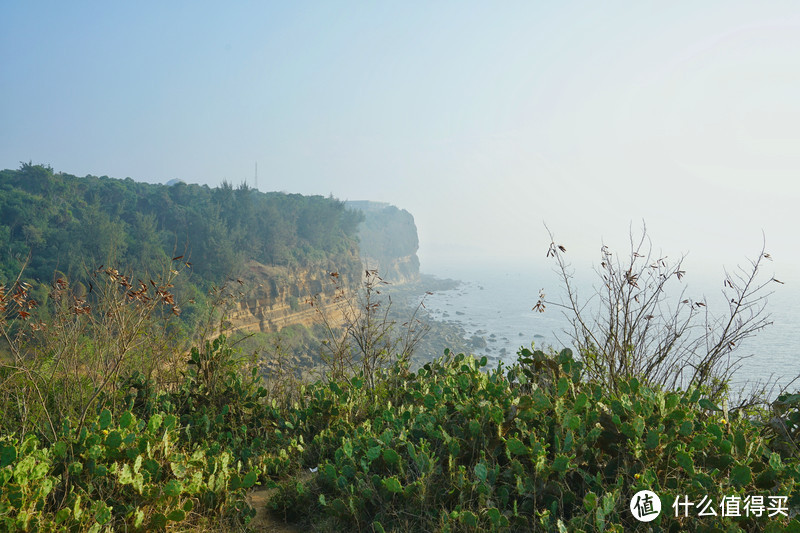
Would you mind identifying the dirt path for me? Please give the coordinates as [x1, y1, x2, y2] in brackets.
[246, 487, 304, 533]
[246, 468, 316, 533]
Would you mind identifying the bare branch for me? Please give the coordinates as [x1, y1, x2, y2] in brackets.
[542, 223, 775, 399]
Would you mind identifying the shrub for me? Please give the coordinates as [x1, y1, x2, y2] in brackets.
[263, 347, 800, 532]
[0, 408, 257, 531]
[538, 224, 780, 402]
[0, 262, 185, 442]
[312, 269, 429, 390]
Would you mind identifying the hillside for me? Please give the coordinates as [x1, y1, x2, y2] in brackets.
[2, 165, 799, 532]
[0, 163, 444, 379]
[0, 163, 365, 334]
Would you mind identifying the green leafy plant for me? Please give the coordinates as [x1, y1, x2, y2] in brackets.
[0, 408, 257, 531]
[261, 347, 800, 532]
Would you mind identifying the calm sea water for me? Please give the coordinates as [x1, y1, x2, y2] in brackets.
[420, 262, 799, 395]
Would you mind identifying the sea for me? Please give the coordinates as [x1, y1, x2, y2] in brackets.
[419, 261, 799, 398]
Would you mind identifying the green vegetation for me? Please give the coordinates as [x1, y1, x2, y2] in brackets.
[345, 202, 419, 262]
[0, 163, 364, 334]
[0, 336, 267, 531]
[2, 260, 799, 532]
[267, 348, 800, 532]
[1, 169, 797, 531]
[4, 337, 800, 531]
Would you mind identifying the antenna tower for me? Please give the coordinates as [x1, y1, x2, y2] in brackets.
[254, 162, 258, 191]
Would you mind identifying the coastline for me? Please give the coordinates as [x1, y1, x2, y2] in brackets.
[379, 273, 475, 368]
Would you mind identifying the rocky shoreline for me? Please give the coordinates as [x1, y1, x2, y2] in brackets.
[380, 273, 490, 368]
[240, 272, 497, 379]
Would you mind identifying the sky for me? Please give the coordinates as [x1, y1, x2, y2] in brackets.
[2, 1, 799, 281]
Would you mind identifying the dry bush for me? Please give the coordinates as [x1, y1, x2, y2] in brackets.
[538, 224, 780, 401]
[0, 259, 186, 441]
[311, 269, 430, 389]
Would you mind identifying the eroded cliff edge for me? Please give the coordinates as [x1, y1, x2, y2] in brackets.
[346, 201, 421, 285]
[228, 201, 422, 335]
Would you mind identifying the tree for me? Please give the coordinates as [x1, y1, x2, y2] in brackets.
[16, 161, 54, 195]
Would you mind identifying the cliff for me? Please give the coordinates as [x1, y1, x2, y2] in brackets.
[227, 253, 360, 334]
[0, 164, 426, 343]
[345, 201, 421, 285]
[228, 201, 423, 336]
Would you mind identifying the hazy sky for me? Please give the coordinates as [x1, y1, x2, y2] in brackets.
[2, 2, 799, 279]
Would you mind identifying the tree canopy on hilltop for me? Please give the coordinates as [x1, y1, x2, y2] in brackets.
[0, 163, 364, 328]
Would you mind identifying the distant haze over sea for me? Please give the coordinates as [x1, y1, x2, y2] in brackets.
[420, 259, 799, 396]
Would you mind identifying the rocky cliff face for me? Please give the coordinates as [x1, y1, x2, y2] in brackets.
[228, 201, 422, 335]
[362, 253, 420, 285]
[346, 201, 421, 285]
[228, 256, 358, 334]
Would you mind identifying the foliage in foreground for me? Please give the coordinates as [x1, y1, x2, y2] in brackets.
[266, 348, 800, 532]
[0, 336, 267, 531]
[3, 343, 800, 531]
